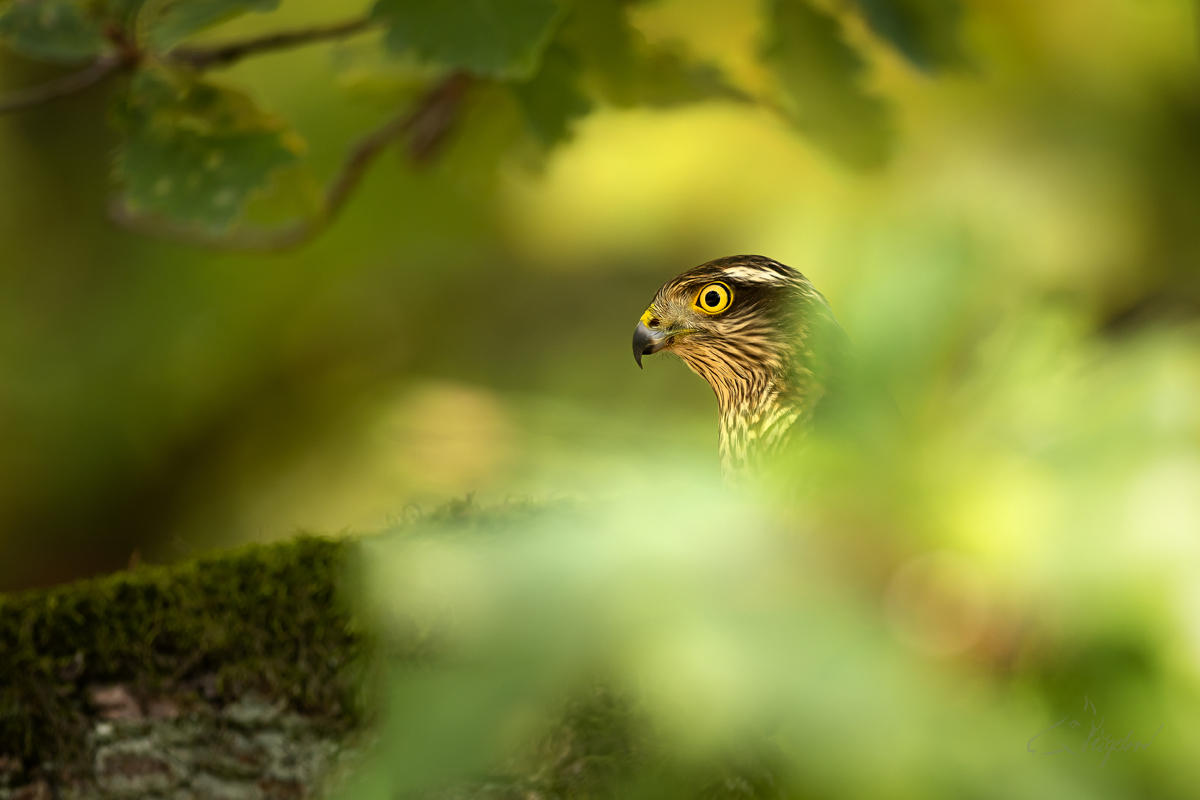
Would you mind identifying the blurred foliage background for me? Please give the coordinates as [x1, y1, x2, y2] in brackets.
[2, 0, 1200, 796]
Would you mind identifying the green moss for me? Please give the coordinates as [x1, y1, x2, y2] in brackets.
[0, 535, 364, 768]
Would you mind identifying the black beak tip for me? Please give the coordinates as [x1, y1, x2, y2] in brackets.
[635, 349, 643, 369]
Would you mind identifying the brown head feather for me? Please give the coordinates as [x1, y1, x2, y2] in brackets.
[635, 255, 846, 481]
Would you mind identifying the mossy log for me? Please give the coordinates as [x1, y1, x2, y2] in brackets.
[0, 536, 364, 776]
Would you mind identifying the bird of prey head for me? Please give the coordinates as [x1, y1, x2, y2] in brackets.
[633, 255, 847, 481]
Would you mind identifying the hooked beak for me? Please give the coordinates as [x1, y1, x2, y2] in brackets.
[633, 320, 670, 368]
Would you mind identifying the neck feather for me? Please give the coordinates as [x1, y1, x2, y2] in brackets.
[714, 372, 804, 482]
[679, 350, 812, 482]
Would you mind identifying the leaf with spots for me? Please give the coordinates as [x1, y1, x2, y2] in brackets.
[112, 69, 304, 234]
[764, 0, 893, 169]
[371, 0, 564, 79]
[143, 0, 281, 50]
[0, 0, 107, 63]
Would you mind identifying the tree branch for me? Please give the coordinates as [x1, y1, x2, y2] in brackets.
[109, 72, 474, 252]
[170, 16, 377, 71]
[0, 56, 124, 115]
[0, 15, 373, 115]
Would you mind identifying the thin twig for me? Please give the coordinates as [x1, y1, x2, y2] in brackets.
[404, 71, 473, 161]
[109, 72, 474, 252]
[170, 16, 376, 71]
[0, 55, 124, 115]
[0, 15, 374, 115]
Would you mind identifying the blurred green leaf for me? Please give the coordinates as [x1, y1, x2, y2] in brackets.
[853, 0, 965, 71]
[239, 162, 323, 227]
[112, 69, 304, 233]
[343, 483, 1125, 800]
[562, 0, 742, 108]
[764, 0, 893, 168]
[432, 80, 525, 196]
[513, 42, 592, 147]
[143, 0, 281, 50]
[371, 0, 564, 79]
[560, 0, 639, 104]
[96, 0, 150, 29]
[0, 0, 106, 63]
[634, 48, 745, 108]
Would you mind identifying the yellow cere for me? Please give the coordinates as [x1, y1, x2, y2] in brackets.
[694, 281, 732, 314]
[640, 307, 657, 325]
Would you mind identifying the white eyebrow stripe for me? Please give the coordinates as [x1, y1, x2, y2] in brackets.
[719, 266, 789, 284]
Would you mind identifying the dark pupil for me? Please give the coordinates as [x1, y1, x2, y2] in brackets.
[705, 290, 721, 308]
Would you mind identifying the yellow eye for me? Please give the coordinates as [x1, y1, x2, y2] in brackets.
[694, 282, 733, 314]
